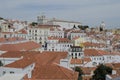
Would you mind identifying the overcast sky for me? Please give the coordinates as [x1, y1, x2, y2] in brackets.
[0, 0, 120, 28]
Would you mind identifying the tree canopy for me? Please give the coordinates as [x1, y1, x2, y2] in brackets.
[75, 67, 83, 80]
[0, 17, 3, 20]
[92, 64, 112, 80]
[78, 25, 89, 30]
[0, 61, 3, 66]
[31, 22, 38, 26]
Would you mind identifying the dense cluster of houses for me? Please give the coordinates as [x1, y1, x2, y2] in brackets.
[0, 16, 120, 80]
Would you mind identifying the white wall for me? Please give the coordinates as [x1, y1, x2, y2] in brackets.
[47, 43, 73, 52]
[0, 58, 21, 66]
[0, 63, 35, 78]
[52, 21, 81, 29]
[60, 59, 69, 69]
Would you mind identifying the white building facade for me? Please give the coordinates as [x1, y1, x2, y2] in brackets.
[46, 37, 73, 52]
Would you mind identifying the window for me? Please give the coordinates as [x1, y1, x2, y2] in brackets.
[103, 57, 104, 60]
[35, 34, 37, 36]
[4, 35, 7, 38]
[10, 71, 14, 74]
[29, 30, 31, 33]
[94, 58, 96, 60]
[71, 53, 73, 56]
[75, 53, 77, 58]
[79, 53, 81, 56]
[52, 49, 54, 51]
[68, 45, 69, 47]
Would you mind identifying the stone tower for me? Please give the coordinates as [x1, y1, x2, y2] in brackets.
[37, 15, 48, 24]
[100, 21, 105, 31]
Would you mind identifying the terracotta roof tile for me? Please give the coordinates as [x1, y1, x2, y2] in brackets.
[0, 37, 26, 43]
[30, 64, 78, 80]
[5, 57, 35, 68]
[83, 42, 106, 48]
[70, 58, 91, 64]
[3, 51, 40, 68]
[2, 51, 79, 80]
[35, 51, 68, 65]
[70, 58, 83, 64]
[82, 76, 92, 80]
[84, 49, 109, 56]
[80, 67, 96, 75]
[0, 38, 6, 43]
[47, 36, 58, 40]
[17, 29, 28, 34]
[59, 38, 71, 43]
[83, 57, 91, 62]
[0, 41, 41, 51]
[0, 51, 40, 58]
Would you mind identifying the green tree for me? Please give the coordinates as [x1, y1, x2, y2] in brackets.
[0, 17, 3, 20]
[31, 22, 38, 26]
[92, 64, 112, 80]
[0, 61, 3, 66]
[75, 67, 83, 80]
[78, 25, 89, 30]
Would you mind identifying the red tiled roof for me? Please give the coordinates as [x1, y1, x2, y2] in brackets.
[73, 36, 80, 40]
[5, 57, 34, 68]
[70, 58, 91, 64]
[83, 57, 91, 62]
[17, 29, 28, 34]
[83, 42, 106, 48]
[0, 38, 6, 43]
[2, 51, 78, 80]
[80, 67, 96, 75]
[47, 36, 58, 40]
[70, 58, 83, 64]
[84, 49, 109, 56]
[82, 76, 92, 80]
[0, 37, 26, 43]
[59, 38, 71, 43]
[0, 51, 23, 58]
[3, 51, 40, 68]
[35, 51, 68, 65]
[0, 41, 41, 51]
[30, 64, 78, 80]
[1, 32, 13, 34]
[0, 51, 40, 58]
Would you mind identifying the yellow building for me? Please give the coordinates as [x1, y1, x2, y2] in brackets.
[72, 37, 86, 47]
